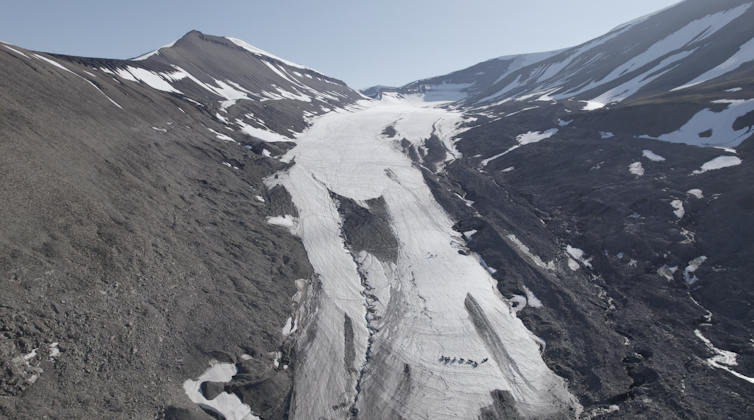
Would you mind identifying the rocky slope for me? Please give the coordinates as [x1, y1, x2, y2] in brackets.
[1, 1, 754, 419]
[0, 32, 359, 419]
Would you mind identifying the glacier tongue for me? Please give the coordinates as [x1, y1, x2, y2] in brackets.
[268, 98, 580, 419]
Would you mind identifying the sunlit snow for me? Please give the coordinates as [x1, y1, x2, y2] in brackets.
[695, 329, 754, 385]
[132, 39, 177, 61]
[692, 155, 742, 174]
[629, 162, 645, 176]
[671, 200, 685, 219]
[643, 150, 666, 161]
[674, 35, 754, 90]
[687, 189, 703, 199]
[645, 99, 754, 147]
[183, 360, 260, 420]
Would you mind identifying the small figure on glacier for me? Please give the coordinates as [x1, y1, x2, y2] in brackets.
[451, 357, 456, 363]
[481, 358, 488, 364]
[459, 358, 464, 363]
[473, 362, 478, 368]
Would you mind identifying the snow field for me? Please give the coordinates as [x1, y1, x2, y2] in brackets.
[268, 97, 579, 419]
[644, 99, 754, 147]
[183, 361, 260, 420]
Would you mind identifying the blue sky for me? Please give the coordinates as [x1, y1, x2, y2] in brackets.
[1, 0, 682, 89]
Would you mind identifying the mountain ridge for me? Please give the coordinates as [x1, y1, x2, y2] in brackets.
[1, 1, 753, 418]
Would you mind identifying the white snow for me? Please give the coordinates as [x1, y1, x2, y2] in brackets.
[695, 329, 754, 385]
[49, 342, 60, 356]
[684, 256, 707, 284]
[507, 234, 554, 270]
[235, 118, 294, 143]
[600, 131, 614, 139]
[642, 150, 666, 161]
[558, 119, 573, 126]
[226, 37, 318, 72]
[692, 155, 742, 174]
[657, 265, 678, 281]
[629, 162, 645, 176]
[282, 317, 294, 336]
[671, 199, 685, 219]
[480, 129, 557, 167]
[646, 99, 754, 147]
[262, 149, 272, 158]
[115, 66, 185, 94]
[132, 39, 177, 61]
[687, 189, 703, 199]
[674, 35, 754, 90]
[582, 101, 605, 111]
[183, 360, 260, 420]
[266, 215, 297, 228]
[568, 258, 580, 271]
[255, 196, 265, 203]
[587, 49, 696, 105]
[523, 286, 543, 308]
[207, 128, 235, 142]
[566, 4, 751, 99]
[3, 44, 29, 58]
[463, 230, 477, 241]
[33, 54, 74, 74]
[517, 128, 558, 145]
[266, 96, 579, 419]
[566, 245, 592, 269]
[725, 87, 743, 93]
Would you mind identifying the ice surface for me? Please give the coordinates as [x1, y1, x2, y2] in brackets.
[558, 119, 573, 126]
[183, 360, 259, 420]
[674, 36, 754, 90]
[268, 97, 579, 419]
[643, 150, 666, 161]
[600, 131, 614, 139]
[647, 99, 754, 147]
[693, 155, 742, 174]
[629, 162, 645, 176]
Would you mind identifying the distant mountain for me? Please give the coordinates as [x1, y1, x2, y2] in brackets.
[54, 30, 363, 142]
[400, 0, 754, 109]
[359, 85, 398, 99]
[1, 1, 754, 419]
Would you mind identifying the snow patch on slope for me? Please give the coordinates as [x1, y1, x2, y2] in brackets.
[645, 99, 754, 147]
